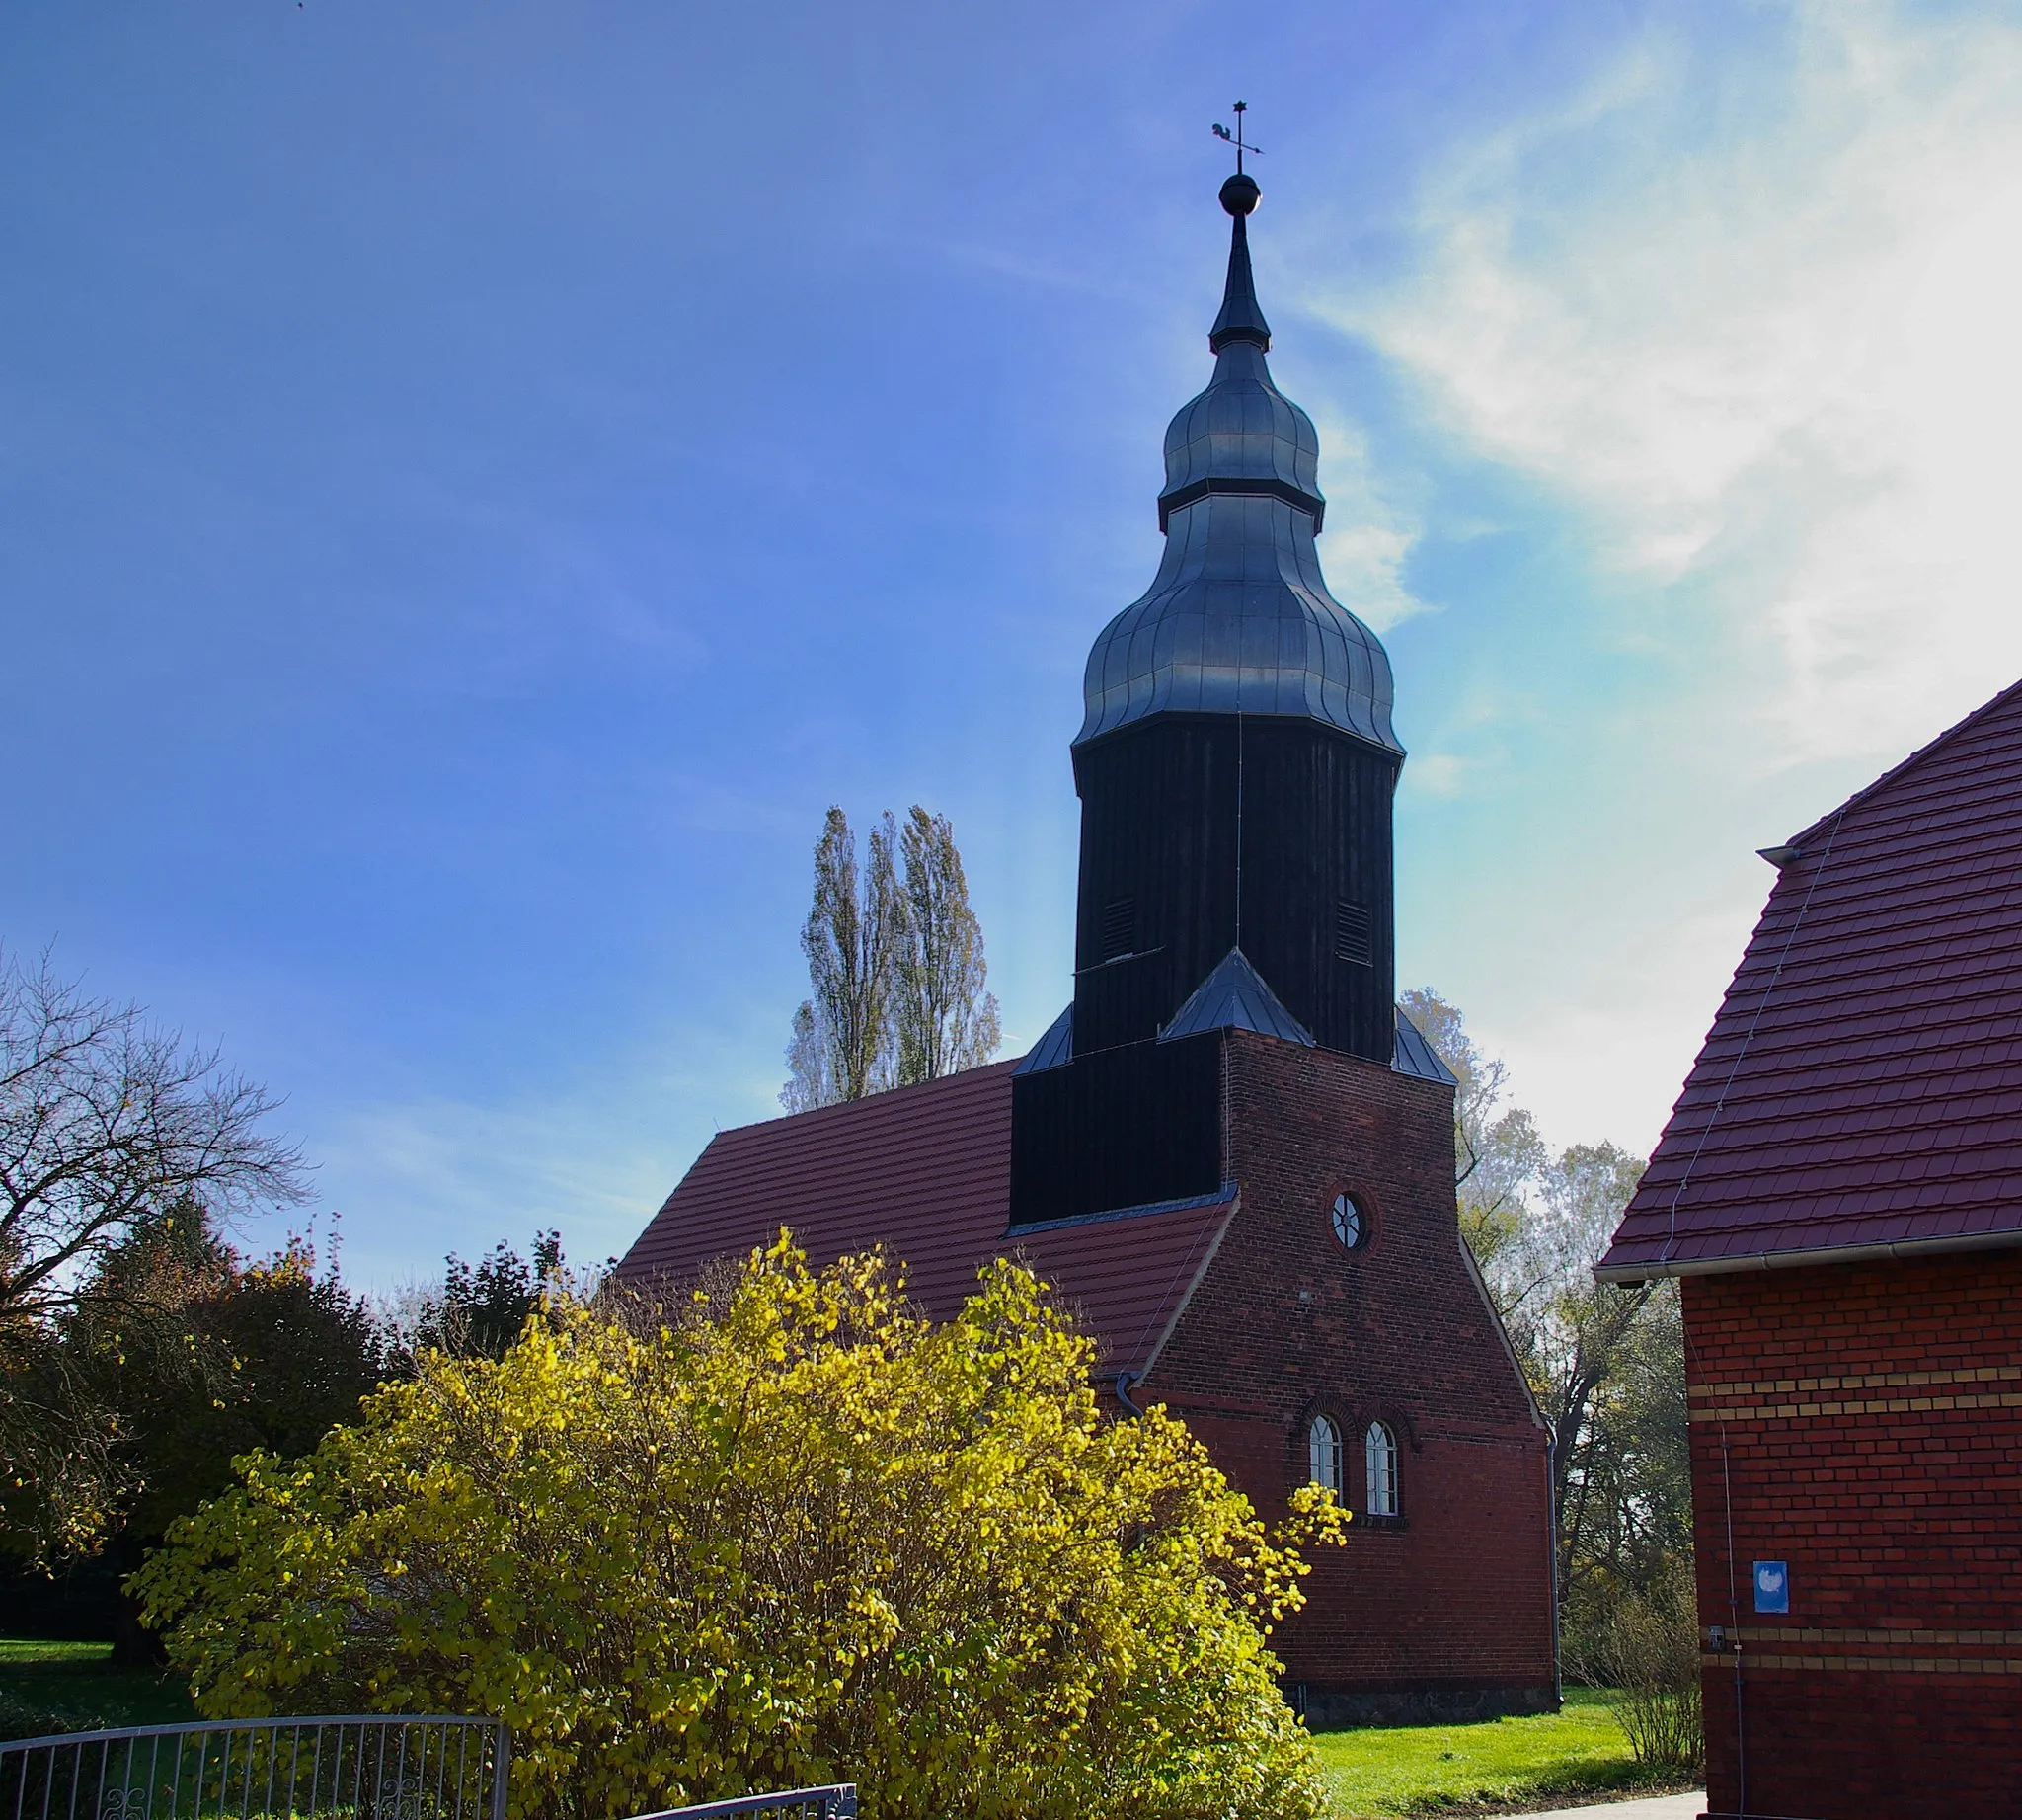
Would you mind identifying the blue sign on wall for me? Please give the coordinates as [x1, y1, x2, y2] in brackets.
[1753, 1560, 1790, 1614]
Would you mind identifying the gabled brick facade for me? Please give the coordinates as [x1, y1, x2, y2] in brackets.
[1156, 1033, 1555, 1721]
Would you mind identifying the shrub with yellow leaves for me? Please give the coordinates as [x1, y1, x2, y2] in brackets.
[133, 1238, 1345, 1820]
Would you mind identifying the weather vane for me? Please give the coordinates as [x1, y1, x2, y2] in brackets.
[1211, 101, 1261, 175]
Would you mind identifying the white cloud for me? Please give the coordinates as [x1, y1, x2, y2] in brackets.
[1324, 0, 2022, 768]
[1473, 877, 1767, 1154]
[1309, 408, 1431, 633]
[1401, 752, 1468, 796]
[328, 1090, 668, 1289]
[1315, 2, 2022, 1157]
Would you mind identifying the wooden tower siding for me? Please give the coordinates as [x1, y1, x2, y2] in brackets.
[1070, 714, 1400, 1062]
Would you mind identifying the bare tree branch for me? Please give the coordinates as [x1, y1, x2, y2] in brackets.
[0, 945, 309, 1325]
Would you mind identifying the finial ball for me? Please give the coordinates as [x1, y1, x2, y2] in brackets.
[1219, 173, 1260, 217]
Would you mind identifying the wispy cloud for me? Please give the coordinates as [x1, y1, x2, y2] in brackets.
[319, 1022, 788, 1292]
[1310, 407, 1431, 634]
[1323, 0, 2022, 768]
[1400, 752, 1468, 797]
[1303, 2, 2022, 1154]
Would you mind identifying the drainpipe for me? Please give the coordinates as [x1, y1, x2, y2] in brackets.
[1545, 1434, 1563, 1707]
[1115, 1371, 1145, 1418]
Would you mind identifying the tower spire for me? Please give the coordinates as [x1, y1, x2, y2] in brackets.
[1208, 103, 1270, 352]
[1208, 171, 1270, 353]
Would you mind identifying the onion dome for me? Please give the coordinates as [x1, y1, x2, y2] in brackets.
[1076, 177, 1402, 755]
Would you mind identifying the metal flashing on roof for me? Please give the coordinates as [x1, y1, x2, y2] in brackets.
[1160, 948, 1314, 1046]
[1392, 1007, 1458, 1085]
[1004, 1182, 1239, 1237]
[1013, 1002, 1074, 1075]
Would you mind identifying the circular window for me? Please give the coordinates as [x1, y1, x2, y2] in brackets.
[1331, 1192, 1366, 1249]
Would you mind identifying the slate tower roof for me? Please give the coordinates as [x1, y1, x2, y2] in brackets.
[1077, 174, 1401, 754]
[1050, 173, 1409, 1085]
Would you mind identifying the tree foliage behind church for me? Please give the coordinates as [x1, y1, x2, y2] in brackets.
[137, 1241, 1340, 1820]
[784, 807, 999, 1110]
[1405, 989, 1690, 1673]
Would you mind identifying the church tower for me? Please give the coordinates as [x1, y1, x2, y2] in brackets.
[1011, 172, 1410, 1223]
[623, 154, 1559, 1725]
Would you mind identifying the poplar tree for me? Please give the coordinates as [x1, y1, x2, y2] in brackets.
[783, 809, 901, 1111]
[893, 807, 1001, 1085]
[782, 806, 1000, 1110]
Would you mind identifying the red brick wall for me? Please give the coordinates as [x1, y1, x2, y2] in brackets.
[1683, 1251, 2022, 1820]
[1144, 1031, 1558, 1719]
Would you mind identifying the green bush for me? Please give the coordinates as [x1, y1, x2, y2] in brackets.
[1588, 1568, 1703, 1772]
[134, 1240, 1344, 1820]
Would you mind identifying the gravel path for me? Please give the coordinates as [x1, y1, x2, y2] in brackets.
[1505, 1794, 1704, 1820]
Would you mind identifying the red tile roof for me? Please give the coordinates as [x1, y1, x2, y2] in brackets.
[1599, 678, 2022, 1278]
[616, 1059, 1236, 1376]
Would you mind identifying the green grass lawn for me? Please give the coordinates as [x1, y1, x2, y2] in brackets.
[1312, 1687, 1699, 1818]
[0, 1645, 1691, 1820]
[0, 1639, 196, 1739]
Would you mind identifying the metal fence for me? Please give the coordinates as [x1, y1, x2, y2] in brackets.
[0, 1716, 509, 1820]
[625, 1790, 855, 1820]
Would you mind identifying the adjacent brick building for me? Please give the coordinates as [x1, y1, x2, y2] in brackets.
[620, 172, 1558, 1718]
[1599, 680, 2022, 1820]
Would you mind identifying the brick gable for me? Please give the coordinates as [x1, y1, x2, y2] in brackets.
[1146, 1033, 1555, 1718]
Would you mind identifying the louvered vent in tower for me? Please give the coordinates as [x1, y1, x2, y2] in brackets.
[1099, 898, 1138, 962]
[1335, 900, 1372, 967]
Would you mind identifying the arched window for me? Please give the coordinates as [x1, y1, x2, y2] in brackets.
[1307, 1414, 1343, 1497]
[1331, 1192, 1366, 1249]
[1364, 1420, 1399, 1517]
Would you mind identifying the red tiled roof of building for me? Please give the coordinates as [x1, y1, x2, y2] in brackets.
[616, 1059, 1236, 1376]
[1599, 677, 2022, 1279]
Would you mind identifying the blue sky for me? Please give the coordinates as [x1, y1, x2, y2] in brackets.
[7, 1, 2022, 1287]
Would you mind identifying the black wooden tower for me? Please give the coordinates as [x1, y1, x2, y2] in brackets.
[1010, 171, 1408, 1224]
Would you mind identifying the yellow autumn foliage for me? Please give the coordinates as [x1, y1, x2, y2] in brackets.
[134, 1238, 1344, 1820]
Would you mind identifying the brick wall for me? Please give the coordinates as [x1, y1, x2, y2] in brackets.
[1684, 1250, 2022, 1820]
[1145, 1030, 1559, 1723]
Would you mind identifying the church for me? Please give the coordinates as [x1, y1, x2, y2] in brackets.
[618, 170, 1557, 1724]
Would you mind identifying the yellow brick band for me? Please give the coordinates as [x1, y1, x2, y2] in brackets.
[1685, 1389, 2022, 1423]
[1702, 1652, 2022, 1675]
[1690, 1363, 2021, 1399]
